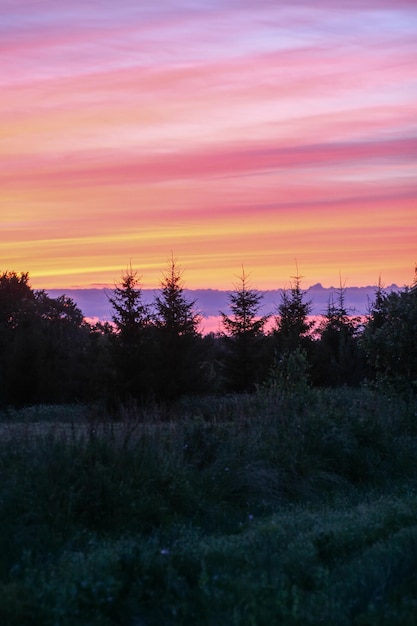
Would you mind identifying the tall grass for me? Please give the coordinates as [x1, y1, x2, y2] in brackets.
[1, 387, 417, 624]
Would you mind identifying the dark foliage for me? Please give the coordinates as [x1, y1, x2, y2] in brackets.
[311, 280, 367, 387]
[107, 266, 156, 404]
[152, 255, 204, 402]
[220, 269, 270, 392]
[1, 389, 417, 625]
[1, 264, 416, 407]
[0, 271, 88, 406]
[274, 270, 314, 353]
[361, 267, 417, 392]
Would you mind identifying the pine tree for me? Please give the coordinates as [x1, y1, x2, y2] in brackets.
[154, 254, 201, 336]
[107, 265, 152, 403]
[361, 267, 417, 391]
[153, 255, 203, 401]
[220, 269, 269, 392]
[315, 277, 365, 386]
[275, 271, 313, 353]
[108, 265, 150, 341]
[220, 268, 269, 338]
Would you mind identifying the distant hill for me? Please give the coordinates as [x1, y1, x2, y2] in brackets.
[47, 284, 400, 324]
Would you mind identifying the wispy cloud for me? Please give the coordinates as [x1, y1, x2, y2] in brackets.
[2, 0, 416, 289]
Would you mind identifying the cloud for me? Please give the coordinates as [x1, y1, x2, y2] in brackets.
[2, 137, 416, 188]
[2, 0, 416, 291]
[46, 284, 401, 330]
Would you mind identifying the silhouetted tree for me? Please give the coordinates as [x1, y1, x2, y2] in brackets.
[0, 271, 35, 404]
[34, 291, 88, 402]
[84, 321, 117, 404]
[265, 271, 314, 392]
[361, 267, 417, 392]
[274, 271, 314, 353]
[154, 254, 201, 336]
[108, 266, 153, 403]
[108, 265, 150, 340]
[0, 271, 88, 405]
[153, 255, 203, 401]
[365, 277, 386, 332]
[220, 269, 269, 392]
[313, 279, 365, 386]
[0, 271, 35, 330]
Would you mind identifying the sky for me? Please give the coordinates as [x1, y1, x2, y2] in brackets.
[2, 0, 417, 291]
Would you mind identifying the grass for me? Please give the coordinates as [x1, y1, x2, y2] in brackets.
[1, 387, 417, 624]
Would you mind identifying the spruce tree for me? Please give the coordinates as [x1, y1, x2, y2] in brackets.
[315, 278, 365, 386]
[220, 269, 269, 392]
[153, 255, 202, 401]
[275, 271, 313, 353]
[108, 265, 150, 341]
[154, 254, 200, 337]
[107, 265, 152, 403]
[361, 267, 417, 391]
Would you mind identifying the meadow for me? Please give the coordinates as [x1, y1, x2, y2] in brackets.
[1, 386, 417, 625]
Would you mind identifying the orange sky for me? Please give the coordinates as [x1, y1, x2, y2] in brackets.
[2, 0, 416, 290]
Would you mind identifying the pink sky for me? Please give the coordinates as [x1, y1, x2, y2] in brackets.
[2, 0, 416, 290]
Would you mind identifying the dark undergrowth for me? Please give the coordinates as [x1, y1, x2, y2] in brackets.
[1, 386, 417, 625]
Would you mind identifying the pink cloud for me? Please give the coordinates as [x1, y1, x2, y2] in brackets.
[3, 137, 416, 188]
[2, 0, 416, 291]
[2, 0, 415, 89]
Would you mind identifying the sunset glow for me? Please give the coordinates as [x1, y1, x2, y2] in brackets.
[2, 0, 416, 290]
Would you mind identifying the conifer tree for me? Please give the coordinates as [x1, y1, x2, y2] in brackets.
[315, 277, 365, 386]
[154, 254, 201, 337]
[275, 270, 313, 353]
[107, 265, 152, 403]
[220, 269, 269, 392]
[361, 267, 417, 391]
[153, 255, 202, 401]
[108, 265, 150, 341]
[220, 268, 269, 338]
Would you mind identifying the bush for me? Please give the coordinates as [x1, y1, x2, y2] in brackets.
[1, 389, 417, 624]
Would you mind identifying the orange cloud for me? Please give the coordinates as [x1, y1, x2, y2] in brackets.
[2, 0, 416, 291]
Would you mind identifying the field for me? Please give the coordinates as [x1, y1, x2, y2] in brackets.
[1, 388, 417, 625]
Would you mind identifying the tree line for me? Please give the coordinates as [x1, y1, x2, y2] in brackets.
[0, 259, 416, 408]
